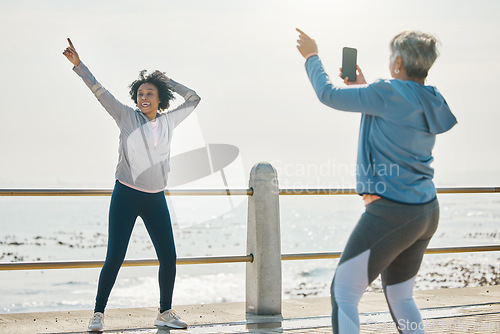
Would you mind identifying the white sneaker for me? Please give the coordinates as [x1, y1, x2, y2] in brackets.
[154, 309, 188, 329]
[87, 312, 104, 332]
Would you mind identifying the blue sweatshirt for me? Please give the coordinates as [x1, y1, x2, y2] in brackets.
[74, 62, 201, 192]
[305, 55, 457, 204]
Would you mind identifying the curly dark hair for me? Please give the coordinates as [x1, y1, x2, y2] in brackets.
[129, 70, 175, 111]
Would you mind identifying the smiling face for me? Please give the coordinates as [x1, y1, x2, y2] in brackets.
[137, 83, 161, 120]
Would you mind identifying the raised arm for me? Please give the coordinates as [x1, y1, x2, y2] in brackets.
[166, 79, 201, 128]
[295, 29, 387, 114]
[63, 38, 132, 124]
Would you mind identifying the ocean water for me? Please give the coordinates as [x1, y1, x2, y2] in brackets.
[1, 193, 499, 313]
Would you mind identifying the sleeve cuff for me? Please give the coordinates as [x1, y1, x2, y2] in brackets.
[304, 53, 318, 60]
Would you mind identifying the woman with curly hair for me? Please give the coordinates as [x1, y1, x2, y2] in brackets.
[63, 38, 200, 332]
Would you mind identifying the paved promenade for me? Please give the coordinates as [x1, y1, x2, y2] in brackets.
[1, 286, 498, 333]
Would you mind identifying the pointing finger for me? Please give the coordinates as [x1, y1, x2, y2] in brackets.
[296, 28, 307, 37]
[67, 38, 75, 50]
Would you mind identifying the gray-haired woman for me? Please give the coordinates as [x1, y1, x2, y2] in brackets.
[296, 30, 457, 334]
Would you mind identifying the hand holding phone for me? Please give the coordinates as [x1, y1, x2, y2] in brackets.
[341, 47, 357, 82]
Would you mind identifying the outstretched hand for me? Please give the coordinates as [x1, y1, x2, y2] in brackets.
[339, 65, 367, 85]
[296, 28, 318, 59]
[62, 38, 81, 67]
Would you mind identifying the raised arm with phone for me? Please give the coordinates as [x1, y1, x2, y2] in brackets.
[296, 28, 456, 334]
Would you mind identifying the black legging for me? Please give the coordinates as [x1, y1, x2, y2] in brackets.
[94, 181, 176, 313]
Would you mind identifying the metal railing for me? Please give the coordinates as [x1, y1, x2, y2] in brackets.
[0, 189, 252, 197]
[1, 186, 498, 197]
[281, 245, 500, 261]
[0, 255, 254, 271]
[279, 186, 500, 195]
[2, 246, 499, 271]
[1, 163, 500, 317]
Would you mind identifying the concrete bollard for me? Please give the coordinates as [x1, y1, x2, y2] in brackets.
[246, 162, 282, 318]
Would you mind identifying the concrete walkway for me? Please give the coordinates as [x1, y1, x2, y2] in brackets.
[1, 286, 498, 334]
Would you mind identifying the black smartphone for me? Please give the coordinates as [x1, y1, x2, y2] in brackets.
[342, 47, 357, 82]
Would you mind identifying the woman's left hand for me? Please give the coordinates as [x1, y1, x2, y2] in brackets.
[296, 28, 318, 59]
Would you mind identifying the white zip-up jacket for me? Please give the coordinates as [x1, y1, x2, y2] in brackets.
[74, 62, 201, 192]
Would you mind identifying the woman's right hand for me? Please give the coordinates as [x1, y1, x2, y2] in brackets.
[62, 38, 81, 67]
[339, 65, 367, 85]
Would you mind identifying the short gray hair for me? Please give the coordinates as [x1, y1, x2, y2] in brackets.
[390, 31, 439, 79]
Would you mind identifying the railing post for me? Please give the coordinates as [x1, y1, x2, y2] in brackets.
[246, 162, 282, 319]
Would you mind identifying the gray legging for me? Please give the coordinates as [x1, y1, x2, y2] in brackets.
[331, 197, 439, 334]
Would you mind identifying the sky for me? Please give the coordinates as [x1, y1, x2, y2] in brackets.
[1, 0, 499, 189]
